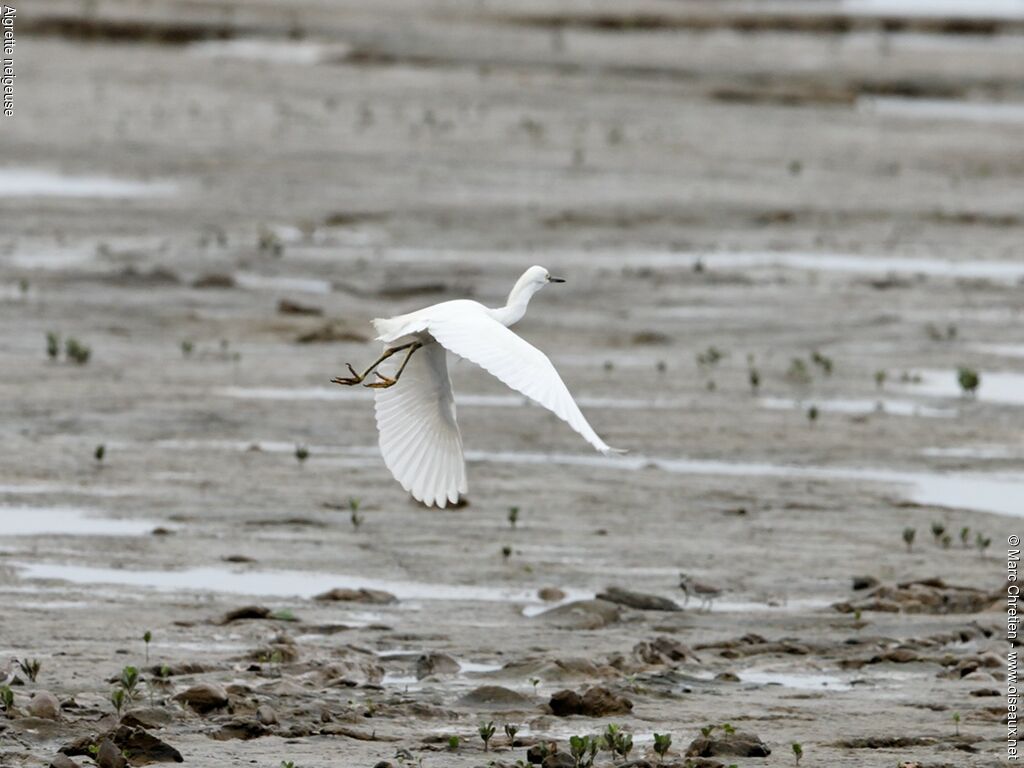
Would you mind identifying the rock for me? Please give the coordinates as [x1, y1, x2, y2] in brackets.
[256, 704, 278, 725]
[686, 731, 771, 758]
[715, 671, 740, 682]
[28, 690, 61, 720]
[538, 587, 566, 602]
[191, 273, 235, 289]
[278, 298, 323, 316]
[456, 685, 535, 710]
[852, 575, 879, 590]
[541, 753, 575, 768]
[633, 637, 693, 664]
[50, 755, 81, 768]
[537, 599, 621, 629]
[173, 682, 229, 714]
[219, 605, 271, 623]
[548, 689, 582, 716]
[211, 718, 270, 740]
[416, 652, 460, 679]
[112, 725, 183, 763]
[549, 686, 632, 717]
[314, 587, 398, 604]
[96, 738, 127, 768]
[597, 586, 682, 612]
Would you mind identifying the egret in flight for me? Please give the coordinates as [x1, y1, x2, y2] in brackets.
[333, 266, 621, 507]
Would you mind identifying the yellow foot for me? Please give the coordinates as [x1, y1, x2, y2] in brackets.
[331, 364, 363, 386]
[364, 372, 397, 389]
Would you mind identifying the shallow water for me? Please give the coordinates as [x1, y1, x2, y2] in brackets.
[842, 0, 1024, 19]
[11, 562, 555, 603]
[859, 96, 1024, 124]
[234, 273, 332, 294]
[0, 506, 157, 537]
[0, 169, 175, 198]
[975, 343, 1024, 359]
[898, 368, 1024, 405]
[759, 396, 956, 418]
[187, 38, 349, 65]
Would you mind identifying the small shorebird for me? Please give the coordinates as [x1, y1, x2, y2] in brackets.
[679, 573, 722, 611]
[334, 266, 623, 507]
[1, 656, 18, 686]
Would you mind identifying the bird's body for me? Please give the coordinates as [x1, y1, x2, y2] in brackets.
[334, 266, 620, 507]
[679, 573, 722, 611]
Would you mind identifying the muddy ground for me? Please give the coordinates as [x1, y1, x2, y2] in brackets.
[0, 1, 1020, 766]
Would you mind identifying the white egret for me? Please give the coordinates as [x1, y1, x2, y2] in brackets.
[333, 266, 621, 507]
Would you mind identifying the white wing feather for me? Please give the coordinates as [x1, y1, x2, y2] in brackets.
[373, 342, 467, 508]
[425, 308, 618, 455]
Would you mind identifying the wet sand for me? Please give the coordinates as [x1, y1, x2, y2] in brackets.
[0, 1, 1018, 766]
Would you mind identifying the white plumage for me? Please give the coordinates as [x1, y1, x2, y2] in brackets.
[337, 266, 621, 508]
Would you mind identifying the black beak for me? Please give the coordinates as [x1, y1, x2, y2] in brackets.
[548, 276, 566, 283]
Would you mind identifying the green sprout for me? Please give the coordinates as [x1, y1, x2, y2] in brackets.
[94, 444, 105, 463]
[957, 367, 980, 396]
[501, 545, 512, 561]
[119, 666, 139, 701]
[960, 526, 971, 548]
[295, 445, 309, 464]
[811, 351, 833, 375]
[941, 533, 952, 549]
[930, 522, 945, 542]
[447, 735, 460, 751]
[508, 506, 519, 529]
[653, 732, 672, 762]
[807, 405, 819, 424]
[143, 631, 152, 663]
[785, 358, 811, 386]
[46, 332, 60, 360]
[976, 533, 992, 557]
[111, 687, 126, 717]
[615, 732, 633, 761]
[792, 742, 803, 766]
[503, 723, 519, 746]
[748, 366, 761, 394]
[953, 712, 960, 736]
[874, 369, 886, 389]
[721, 723, 736, 735]
[479, 721, 495, 751]
[529, 677, 540, 693]
[700, 725, 715, 738]
[0, 685, 14, 712]
[696, 346, 724, 368]
[17, 658, 40, 682]
[349, 498, 363, 529]
[65, 337, 91, 365]
[181, 340, 194, 358]
[902, 527, 916, 553]
[281, 762, 296, 768]
[600, 724, 621, 753]
[569, 734, 598, 768]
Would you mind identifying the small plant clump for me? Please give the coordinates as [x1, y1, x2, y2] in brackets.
[957, 367, 980, 396]
[785, 358, 811, 387]
[478, 720, 495, 751]
[0, 685, 13, 712]
[807, 405, 819, 424]
[17, 658, 40, 683]
[569, 734, 599, 767]
[960, 526, 971, 548]
[792, 742, 803, 766]
[696, 346, 724, 368]
[902, 527, 916, 553]
[976, 533, 992, 557]
[930, 522, 945, 543]
[501, 545, 513, 561]
[348, 497, 364, 529]
[653, 732, 672, 762]
[94, 444, 105, 463]
[143, 631, 152, 663]
[953, 712, 961, 736]
[181, 340, 194, 358]
[46, 332, 60, 360]
[295, 444, 309, 464]
[508, 506, 519, 529]
[447, 735, 460, 751]
[747, 354, 761, 394]
[503, 723, 519, 746]
[874, 369, 886, 389]
[111, 687, 126, 717]
[811, 350, 833, 375]
[65, 337, 91, 365]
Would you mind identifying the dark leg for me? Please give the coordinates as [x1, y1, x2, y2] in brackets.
[365, 342, 423, 388]
[331, 342, 416, 386]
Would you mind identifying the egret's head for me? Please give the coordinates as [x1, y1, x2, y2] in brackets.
[524, 265, 565, 286]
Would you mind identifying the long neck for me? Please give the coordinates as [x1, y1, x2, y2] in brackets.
[489, 274, 542, 327]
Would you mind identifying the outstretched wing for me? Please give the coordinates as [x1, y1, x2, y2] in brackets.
[426, 311, 619, 455]
[374, 342, 467, 508]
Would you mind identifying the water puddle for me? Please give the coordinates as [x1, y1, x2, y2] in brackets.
[0, 169, 175, 198]
[0, 482, 146, 497]
[897, 368, 1024, 405]
[11, 562, 555, 603]
[739, 669, 851, 691]
[0, 506, 158, 537]
[923, 445, 1022, 460]
[234, 273, 332, 294]
[375, 246, 1024, 282]
[187, 38, 349, 65]
[842, 0, 1024, 19]
[859, 96, 1024, 124]
[216, 386, 684, 410]
[759, 396, 955, 418]
[8, 247, 96, 270]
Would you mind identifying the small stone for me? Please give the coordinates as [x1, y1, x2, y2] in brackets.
[416, 652, 460, 679]
[538, 587, 566, 602]
[686, 731, 771, 758]
[456, 685, 534, 710]
[219, 605, 271, 623]
[112, 725, 183, 763]
[211, 718, 270, 740]
[96, 739, 127, 768]
[541, 753, 575, 768]
[174, 682, 229, 714]
[852, 575, 879, 591]
[314, 587, 398, 604]
[256, 704, 278, 725]
[580, 686, 632, 716]
[28, 690, 61, 720]
[597, 586, 682, 612]
[548, 689, 582, 716]
[49, 755, 81, 768]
